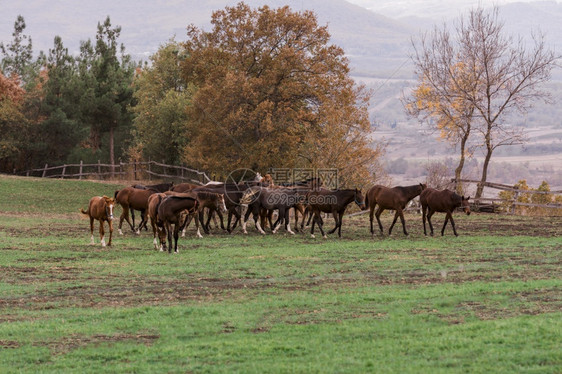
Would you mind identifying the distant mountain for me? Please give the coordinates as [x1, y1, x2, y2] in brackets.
[0, 0, 415, 77]
[2, 0, 560, 79]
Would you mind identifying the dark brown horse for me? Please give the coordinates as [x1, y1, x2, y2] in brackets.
[185, 190, 227, 235]
[240, 187, 305, 235]
[114, 187, 157, 234]
[366, 183, 426, 236]
[157, 194, 200, 253]
[80, 196, 116, 247]
[307, 189, 366, 238]
[420, 188, 470, 236]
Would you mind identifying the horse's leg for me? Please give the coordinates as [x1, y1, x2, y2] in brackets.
[255, 209, 266, 235]
[204, 208, 213, 232]
[99, 219, 106, 247]
[442, 212, 455, 236]
[181, 214, 192, 237]
[388, 210, 400, 235]
[422, 205, 428, 236]
[328, 211, 339, 234]
[286, 210, 295, 235]
[140, 209, 148, 231]
[199, 210, 209, 235]
[369, 205, 375, 236]
[151, 218, 159, 250]
[241, 207, 251, 234]
[305, 207, 314, 228]
[293, 206, 300, 233]
[227, 211, 233, 233]
[131, 208, 137, 232]
[449, 213, 458, 236]
[136, 209, 148, 234]
[166, 222, 173, 253]
[316, 211, 327, 239]
[337, 211, 344, 238]
[216, 209, 226, 231]
[191, 213, 202, 238]
[89, 216, 95, 245]
[427, 210, 435, 236]
[375, 207, 385, 235]
[399, 208, 408, 236]
[173, 224, 180, 253]
[310, 209, 317, 238]
[107, 219, 113, 246]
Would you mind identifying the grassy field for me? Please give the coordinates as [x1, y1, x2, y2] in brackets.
[0, 175, 560, 373]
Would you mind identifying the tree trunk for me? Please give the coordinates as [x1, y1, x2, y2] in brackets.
[476, 144, 493, 199]
[109, 126, 115, 178]
[454, 133, 469, 194]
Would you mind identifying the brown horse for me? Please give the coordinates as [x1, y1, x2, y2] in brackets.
[307, 188, 366, 238]
[147, 193, 168, 250]
[114, 187, 157, 234]
[170, 183, 201, 193]
[132, 182, 174, 193]
[366, 183, 426, 236]
[80, 196, 116, 247]
[420, 188, 471, 236]
[157, 194, 199, 253]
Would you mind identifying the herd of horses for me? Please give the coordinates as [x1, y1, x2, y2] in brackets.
[79, 174, 471, 253]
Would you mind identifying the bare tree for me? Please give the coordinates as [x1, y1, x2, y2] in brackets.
[404, 22, 477, 194]
[406, 7, 559, 198]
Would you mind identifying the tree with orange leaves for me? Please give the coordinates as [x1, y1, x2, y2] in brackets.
[179, 2, 382, 186]
[0, 71, 28, 170]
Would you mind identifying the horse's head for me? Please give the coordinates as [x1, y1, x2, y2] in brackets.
[103, 196, 115, 221]
[354, 188, 366, 210]
[260, 174, 274, 187]
[461, 196, 471, 215]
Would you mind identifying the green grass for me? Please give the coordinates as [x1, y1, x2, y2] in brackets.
[0, 175, 560, 373]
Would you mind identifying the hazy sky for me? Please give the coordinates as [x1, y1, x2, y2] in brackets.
[344, 0, 559, 18]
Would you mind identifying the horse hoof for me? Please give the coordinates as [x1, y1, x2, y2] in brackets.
[323, 235, 327, 239]
[118, 229, 123, 235]
[311, 234, 315, 238]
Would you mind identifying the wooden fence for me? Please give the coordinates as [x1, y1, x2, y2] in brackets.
[16, 160, 211, 185]
[452, 179, 562, 214]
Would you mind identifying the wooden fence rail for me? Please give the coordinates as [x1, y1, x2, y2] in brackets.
[452, 178, 562, 214]
[16, 160, 211, 184]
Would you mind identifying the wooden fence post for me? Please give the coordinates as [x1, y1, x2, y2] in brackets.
[148, 160, 152, 182]
[134, 160, 137, 181]
[42, 164, 48, 178]
[512, 190, 519, 215]
[98, 160, 101, 176]
[62, 165, 66, 179]
[79, 161, 83, 180]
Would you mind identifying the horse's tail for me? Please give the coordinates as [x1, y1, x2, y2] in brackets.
[364, 194, 369, 209]
[114, 189, 120, 200]
[80, 208, 89, 215]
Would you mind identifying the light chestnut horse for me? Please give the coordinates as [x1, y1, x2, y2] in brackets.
[114, 187, 157, 235]
[80, 196, 116, 247]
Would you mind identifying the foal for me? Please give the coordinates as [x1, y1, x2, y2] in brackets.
[420, 188, 470, 236]
[80, 196, 115, 247]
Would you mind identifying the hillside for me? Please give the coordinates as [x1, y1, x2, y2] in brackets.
[2, 0, 561, 187]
